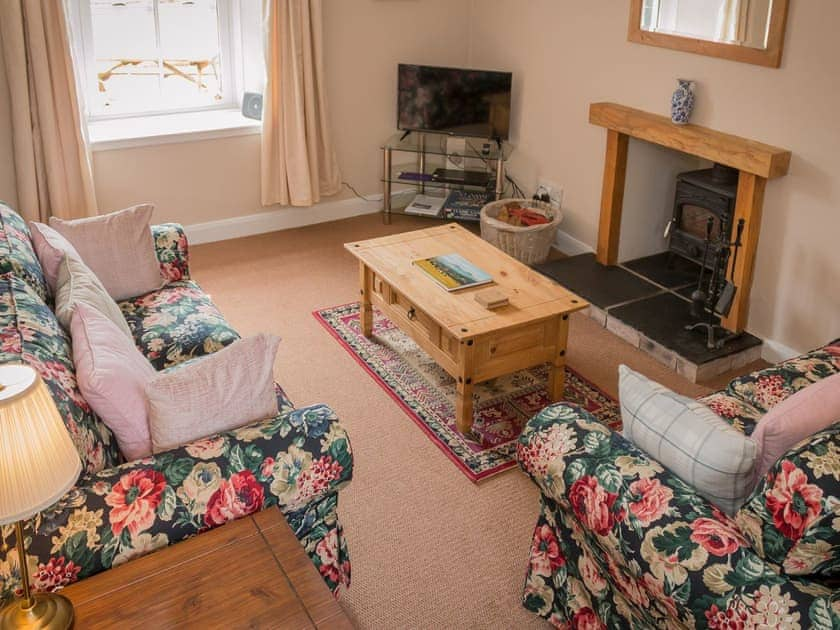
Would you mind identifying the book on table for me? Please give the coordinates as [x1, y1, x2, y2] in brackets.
[412, 253, 493, 291]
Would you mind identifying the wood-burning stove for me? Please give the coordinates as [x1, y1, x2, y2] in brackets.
[667, 164, 738, 267]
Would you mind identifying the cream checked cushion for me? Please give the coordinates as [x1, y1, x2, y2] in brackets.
[618, 365, 758, 515]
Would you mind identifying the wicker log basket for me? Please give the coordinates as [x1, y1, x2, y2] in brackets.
[480, 198, 562, 265]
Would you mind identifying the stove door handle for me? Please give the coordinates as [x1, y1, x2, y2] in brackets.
[664, 219, 675, 239]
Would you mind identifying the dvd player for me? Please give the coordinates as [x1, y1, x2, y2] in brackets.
[431, 168, 491, 187]
[404, 194, 444, 217]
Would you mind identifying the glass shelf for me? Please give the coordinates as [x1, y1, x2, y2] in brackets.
[384, 204, 482, 223]
[382, 132, 513, 161]
[381, 163, 496, 191]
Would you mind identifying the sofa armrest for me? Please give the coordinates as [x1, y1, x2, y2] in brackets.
[518, 403, 833, 626]
[152, 223, 190, 282]
[736, 421, 840, 581]
[4, 403, 352, 600]
[725, 338, 840, 414]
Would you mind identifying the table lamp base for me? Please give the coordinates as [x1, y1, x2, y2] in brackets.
[0, 592, 74, 630]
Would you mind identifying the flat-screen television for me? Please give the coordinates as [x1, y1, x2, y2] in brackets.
[397, 64, 512, 140]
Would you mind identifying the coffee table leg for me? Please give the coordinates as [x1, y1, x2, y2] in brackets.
[456, 378, 475, 434]
[548, 315, 571, 401]
[359, 261, 373, 337]
[456, 340, 476, 434]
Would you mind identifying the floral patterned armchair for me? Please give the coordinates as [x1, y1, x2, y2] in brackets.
[0, 204, 353, 602]
[517, 341, 840, 628]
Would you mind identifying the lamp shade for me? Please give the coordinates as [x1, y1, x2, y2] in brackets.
[0, 364, 81, 525]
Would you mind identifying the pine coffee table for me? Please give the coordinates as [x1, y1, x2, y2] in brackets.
[345, 223, 588, 434]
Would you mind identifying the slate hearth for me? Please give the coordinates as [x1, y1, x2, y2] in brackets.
[622, 253, 700, 289]
[535, 253, 762, 382]
[537, 253, 659, 308]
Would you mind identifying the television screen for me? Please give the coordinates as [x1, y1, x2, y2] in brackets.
[397, 64, 512, 140]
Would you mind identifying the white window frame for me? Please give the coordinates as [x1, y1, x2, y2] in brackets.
[68, 0, 248, 123]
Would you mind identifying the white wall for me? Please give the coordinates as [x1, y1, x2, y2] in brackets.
[618, 143, 703, 262]
[467, 0, 840, 355]
[93, 0, 472, 226]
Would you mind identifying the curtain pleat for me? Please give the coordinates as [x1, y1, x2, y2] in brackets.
[261, 0, 341, 207]
[0, 0, 96, 221]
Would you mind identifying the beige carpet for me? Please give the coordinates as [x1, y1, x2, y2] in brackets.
[190, 213, 765, 629]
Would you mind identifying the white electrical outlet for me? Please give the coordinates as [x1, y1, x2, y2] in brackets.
[535, 179, 564, 210]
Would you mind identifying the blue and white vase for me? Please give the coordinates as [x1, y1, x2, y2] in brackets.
[670, 79, 695, 125]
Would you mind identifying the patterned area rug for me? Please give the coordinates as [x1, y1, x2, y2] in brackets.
[314, 303, 621, 481]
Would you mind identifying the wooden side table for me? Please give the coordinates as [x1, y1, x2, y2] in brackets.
[60, 507, 353, 629]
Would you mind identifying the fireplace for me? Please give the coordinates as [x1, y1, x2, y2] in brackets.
[534, 103, 792, 379]
[533, 156, 764, 380]
[589, 102, 791, 334]
[667, 164, 738, 267]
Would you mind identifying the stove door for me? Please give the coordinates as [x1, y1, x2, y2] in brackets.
[670, 182, 733, 265]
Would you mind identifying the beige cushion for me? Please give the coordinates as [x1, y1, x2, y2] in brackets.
[29, 222, 82, 294]
[146, 334, 281, 453]
[54, 254, 133, 339]
[49, 204, 164, 301]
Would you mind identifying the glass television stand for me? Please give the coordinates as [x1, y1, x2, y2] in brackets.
[380, 132, 514, 223]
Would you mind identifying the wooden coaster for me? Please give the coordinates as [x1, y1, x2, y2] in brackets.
[475, 288, 509, 309]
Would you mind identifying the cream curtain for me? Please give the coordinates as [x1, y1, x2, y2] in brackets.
[261, 0, 341, 207]
[0, 0, 96, 222]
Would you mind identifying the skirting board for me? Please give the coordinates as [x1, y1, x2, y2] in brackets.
[761, 338, 803, 364]
[184, 194, 385, 245]
[553, 228, 594, 256]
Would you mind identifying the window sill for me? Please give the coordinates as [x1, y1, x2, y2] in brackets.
[88, 109, 261, 152]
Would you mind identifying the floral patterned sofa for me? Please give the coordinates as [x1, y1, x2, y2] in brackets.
[517, 340, 840, 628]
[0, 203, 352, 601]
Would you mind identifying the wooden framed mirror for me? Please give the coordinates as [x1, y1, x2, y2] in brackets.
[628, 0, 789, 68]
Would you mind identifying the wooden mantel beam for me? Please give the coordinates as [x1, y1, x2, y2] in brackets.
[589, 102, 791, 179]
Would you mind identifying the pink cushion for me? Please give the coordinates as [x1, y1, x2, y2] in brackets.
[146, 334, 280, 453]
[29, 222, 82, 294]
[49, 204, 164, 301]
[71, 302, 156, 460]
[751, 372, 840, 479]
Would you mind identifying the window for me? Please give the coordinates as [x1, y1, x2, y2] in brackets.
[69, 0, 263, 121]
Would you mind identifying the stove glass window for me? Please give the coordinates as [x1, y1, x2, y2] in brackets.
[679, 204, 723, 241]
